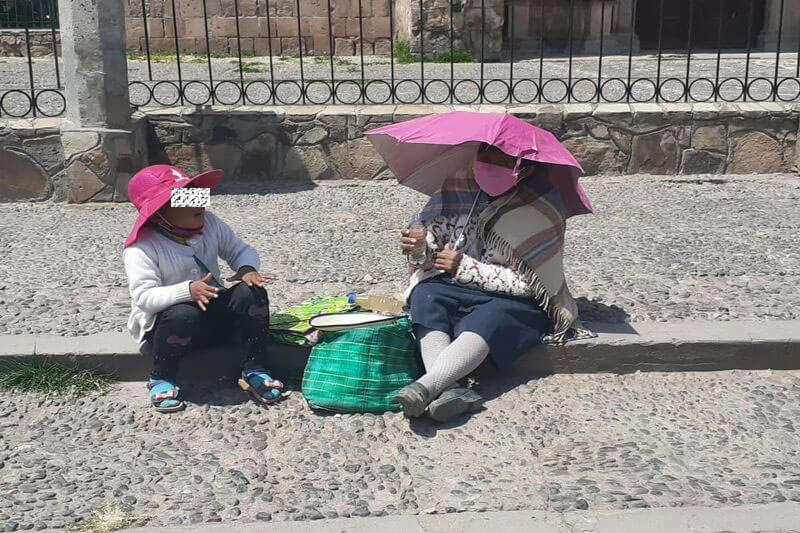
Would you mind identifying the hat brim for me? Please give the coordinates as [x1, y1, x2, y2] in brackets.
[124, 169, 225, 248]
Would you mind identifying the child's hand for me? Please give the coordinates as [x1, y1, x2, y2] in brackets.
[227, 267, 272, 288]
[190, 273, 219, 311]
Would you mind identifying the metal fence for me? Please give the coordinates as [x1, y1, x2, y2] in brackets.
[127, 0, 800, 109]
[2, 0, 800, 119]
[0, 0, 62, 118]
[0, 0, 58, 29]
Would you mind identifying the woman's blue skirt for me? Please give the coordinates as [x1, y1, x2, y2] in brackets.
[409, 277, 551, 369]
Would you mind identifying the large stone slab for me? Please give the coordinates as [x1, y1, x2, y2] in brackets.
[67, 159, 106, 203]
[562, 136, 622, 176]
[728, 131, 784, 174]
[680, 149, 726, 174]
[0, 148, 49, 201]
[629, 130, 679, 174]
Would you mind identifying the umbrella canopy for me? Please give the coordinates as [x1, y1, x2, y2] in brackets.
[366, 111, 594, 218]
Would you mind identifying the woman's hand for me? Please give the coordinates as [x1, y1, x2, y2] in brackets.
[190, 273, 219, 311]
[400, 228, 427, 255]
[434, 244, 463, 276]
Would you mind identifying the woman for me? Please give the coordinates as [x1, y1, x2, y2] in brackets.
[396, 144, 591, 423]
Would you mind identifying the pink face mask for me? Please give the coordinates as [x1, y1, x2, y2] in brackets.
[472, 161, 519, 197]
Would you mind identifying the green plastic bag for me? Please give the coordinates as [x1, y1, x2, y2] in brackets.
[269, 296, 355, 346]
[301, 317, 421, 413]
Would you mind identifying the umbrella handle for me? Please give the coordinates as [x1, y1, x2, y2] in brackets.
[450, 191, 482, 252]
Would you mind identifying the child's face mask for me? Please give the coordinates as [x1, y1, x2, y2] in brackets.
[472, 161, 519, 197]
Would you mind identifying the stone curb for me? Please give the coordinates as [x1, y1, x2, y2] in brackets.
[118, 502, 800, 533]
[1, 320, 798, 381]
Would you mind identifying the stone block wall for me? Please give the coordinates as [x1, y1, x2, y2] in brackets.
[0, 30, 60, 57]
[125, 0, 393, 56]
[1, 102, 798, 202]
[0, 118, 148, 202]
[144, 103, 800, 182]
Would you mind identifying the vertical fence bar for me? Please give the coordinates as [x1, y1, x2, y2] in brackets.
[450, 0, 455, 103]
[567, 0, 574, 103]
[264, 0, 277, 104]
[597, 0, 605, 103]
[625, 0, 636, 102]
[358, 0, 366, 103]
[327, 0, 336, 104]
[714, 0, 724, 102]
[797, 12, 800, 78]
[684, 0, 695, 103]
[419, 0, 424, 103]
[233, 0, 247, 103]
[655, 0, 664, 102]
[538, 0, 544, 103]
[294, 0, 306, 104]
[24, 19, 36, 117]
[169, 0, 184, 104]
[508, 0, 514, 103]
[480, 0, 485, 103]
[773, 0, 785, 101]
[140, 0, 153, 81]
[743, 0, 754, 101]
[49, 0, 60, 88]
[389, 0, 395, 104]
[201, 0, 215, 104]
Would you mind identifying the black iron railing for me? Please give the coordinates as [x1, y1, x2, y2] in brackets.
[2, 0, 800, 118]
[125, 0, 800, 109]
[0, 0, 63, 118]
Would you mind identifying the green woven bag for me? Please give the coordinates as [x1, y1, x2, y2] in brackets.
[301, 317, 421, 413]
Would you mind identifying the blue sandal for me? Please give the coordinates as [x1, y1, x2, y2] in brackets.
[238, 366, 289, 405]
[148, 379, 186, 413]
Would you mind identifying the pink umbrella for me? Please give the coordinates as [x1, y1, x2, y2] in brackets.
[366, 111, 594, 218]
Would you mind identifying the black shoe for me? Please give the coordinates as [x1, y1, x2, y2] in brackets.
[428, 388, 485, 423]
[395, 382, 430, 418]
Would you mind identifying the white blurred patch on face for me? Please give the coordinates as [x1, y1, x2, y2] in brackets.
[171, 187, 210, 207]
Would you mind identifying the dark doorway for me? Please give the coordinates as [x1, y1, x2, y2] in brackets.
[636, 0, 766, 50]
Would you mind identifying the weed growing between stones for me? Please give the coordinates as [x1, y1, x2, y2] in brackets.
[394, 41, 418, 64]
[0, 359, 112, 397]
[70, 503, 150, 533]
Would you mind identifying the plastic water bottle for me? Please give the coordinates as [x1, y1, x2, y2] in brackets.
[407, 214, 427, 267]
[348, 293, 405, 315]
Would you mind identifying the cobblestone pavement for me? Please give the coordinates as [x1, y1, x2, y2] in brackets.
[1, 369, 799, 530]
[2, 53, 799, 116]
[1, 174, 799, 337]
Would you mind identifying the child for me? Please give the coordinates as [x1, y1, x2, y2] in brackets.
[122, 164, 285, 412]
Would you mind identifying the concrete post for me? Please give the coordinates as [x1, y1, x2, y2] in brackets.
[57, 0, 147, 203]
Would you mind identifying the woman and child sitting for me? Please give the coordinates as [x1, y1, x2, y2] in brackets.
[123, 144, 587, 422]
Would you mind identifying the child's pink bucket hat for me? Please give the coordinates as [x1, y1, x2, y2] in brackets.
[124, 164, 224, 248]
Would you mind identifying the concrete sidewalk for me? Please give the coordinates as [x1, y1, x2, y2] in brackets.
[1, 320, 799, 380]
[122, 504, 800, 533]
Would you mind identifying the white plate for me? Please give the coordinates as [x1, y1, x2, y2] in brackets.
[309, 312, 405, 331]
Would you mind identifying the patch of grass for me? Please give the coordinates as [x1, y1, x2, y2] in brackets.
[240, 62, 268, 73]
[71, 503, 149, 533]
[432, 49, 474, 63]
[394, 40, 419, 64]
[127, 51, 176, 63]
[335, 57, 355, 66]
[313, 55, 329, 64]
[0, 359, 112, 397]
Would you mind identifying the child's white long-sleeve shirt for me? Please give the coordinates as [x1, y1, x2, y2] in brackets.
[122, 211, 260, 343]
